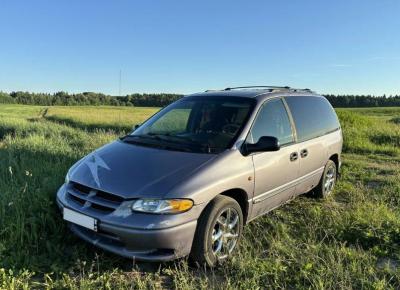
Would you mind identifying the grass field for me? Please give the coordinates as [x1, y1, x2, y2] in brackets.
[0, 104, 399, 289]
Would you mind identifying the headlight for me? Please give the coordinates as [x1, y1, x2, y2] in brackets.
[131, 199, 193, 214]
[65, 172, 70, 184]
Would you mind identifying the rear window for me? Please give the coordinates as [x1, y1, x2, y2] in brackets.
[285, 96, 340, 142]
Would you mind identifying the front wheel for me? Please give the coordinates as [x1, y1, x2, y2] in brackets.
[190, 195, 243, 267]
[314, 160, 337, 198]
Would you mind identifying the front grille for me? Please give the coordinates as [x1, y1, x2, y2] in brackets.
[66, 181, 124, 213]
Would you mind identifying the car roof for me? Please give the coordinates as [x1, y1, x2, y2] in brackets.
[186, 86, 321, 102]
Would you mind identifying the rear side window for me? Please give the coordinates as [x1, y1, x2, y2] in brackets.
[285, 96, 340, 142]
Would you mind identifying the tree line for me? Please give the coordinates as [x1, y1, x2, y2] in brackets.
[0, 91, 182, 107]
[1, 91, 400, 107]
[325, 94, 400, 107]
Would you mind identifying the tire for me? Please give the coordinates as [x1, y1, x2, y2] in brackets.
[314, 160, 337, 198]
[190, 195, 243, 267]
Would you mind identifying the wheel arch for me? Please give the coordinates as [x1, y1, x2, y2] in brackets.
[329, 153, 340, 176]
[219, 188, 250, 224]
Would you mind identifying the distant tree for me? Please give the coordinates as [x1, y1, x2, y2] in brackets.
[0, 92, 14, 103]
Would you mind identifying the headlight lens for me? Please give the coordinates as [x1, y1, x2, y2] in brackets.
[131, 199, 193, 214]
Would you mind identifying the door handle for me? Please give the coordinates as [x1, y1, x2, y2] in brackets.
[300, 149, 308, 158]
[290, 152, 298, 162]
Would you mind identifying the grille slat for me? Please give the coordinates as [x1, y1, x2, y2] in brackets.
[73, 182, 91, 194]
[68, 189, 120, 209]
[89, 197, 119, 209]
[68, 188, 90, 200]
[67, 182, 124, 213]
[69, 194, 85, 206]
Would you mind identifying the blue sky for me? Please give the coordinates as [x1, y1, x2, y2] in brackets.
[0, 1, 399, 95]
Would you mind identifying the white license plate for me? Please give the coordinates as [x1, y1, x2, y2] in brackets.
[63, 208, 97, 231]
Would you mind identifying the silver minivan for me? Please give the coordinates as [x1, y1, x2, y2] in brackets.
[57, 86, 342, 266]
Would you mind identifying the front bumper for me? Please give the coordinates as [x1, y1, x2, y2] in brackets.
[57, 185, 203, 261]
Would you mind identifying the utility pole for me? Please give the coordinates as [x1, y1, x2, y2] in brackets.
[119, 69, 122, 96]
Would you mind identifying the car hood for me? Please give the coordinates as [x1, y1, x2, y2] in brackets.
[69, 140, 217, 199]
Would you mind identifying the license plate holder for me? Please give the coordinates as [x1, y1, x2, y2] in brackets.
[63, 207, 98, 232]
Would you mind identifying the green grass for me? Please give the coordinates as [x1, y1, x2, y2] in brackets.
[0, 104, 399, 289]
[44, 106, 159, 133]
[336, 108, 400, 156]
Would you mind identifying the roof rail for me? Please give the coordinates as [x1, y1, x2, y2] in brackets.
[204, 86, 315, 93]
[224, 85, 291, 91]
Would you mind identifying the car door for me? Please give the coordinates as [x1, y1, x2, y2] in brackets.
[248, 98, 300, 218]
[284, 96, 332, 195]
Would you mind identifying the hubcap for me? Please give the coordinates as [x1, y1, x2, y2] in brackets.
[211, 207, 240, 260]
[324, 165, 336, 195]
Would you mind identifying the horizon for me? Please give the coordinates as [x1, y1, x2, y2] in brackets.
[1, 1, 400, 96]
[2, 89, 400, 98]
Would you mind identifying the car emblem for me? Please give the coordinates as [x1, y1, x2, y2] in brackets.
[83, 190, 97, 208]
[85, 153, 110, 187]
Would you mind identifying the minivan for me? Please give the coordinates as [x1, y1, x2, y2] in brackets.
[57, 86, 342, 266]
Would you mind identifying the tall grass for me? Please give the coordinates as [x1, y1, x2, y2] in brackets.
[0, 104, 399, 289]
[337, 109, 400, 156]
[45, 106, 159, 133]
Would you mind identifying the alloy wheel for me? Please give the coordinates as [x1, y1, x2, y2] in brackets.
[211, 207, 240, 260]
[324, 165, 336, 195]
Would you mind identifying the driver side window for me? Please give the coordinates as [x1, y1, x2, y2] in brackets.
[248, 98, 294, 145]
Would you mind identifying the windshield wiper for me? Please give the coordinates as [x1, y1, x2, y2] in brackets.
[152, 134, 216, 152]
[149, 134, 222, 153]
[121, 134, 221, 154]
[120, 134, 195, 152]
[147, 133, 198, 144]
[120, 135, 158, 146]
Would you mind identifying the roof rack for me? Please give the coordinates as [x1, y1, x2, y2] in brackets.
[211, 86, 314, 93]
[224, 85, 291, 91]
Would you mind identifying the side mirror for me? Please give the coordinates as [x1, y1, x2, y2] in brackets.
[243, 136, 280, 155]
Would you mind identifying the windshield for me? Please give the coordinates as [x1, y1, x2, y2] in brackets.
[122, 97, 255, 153]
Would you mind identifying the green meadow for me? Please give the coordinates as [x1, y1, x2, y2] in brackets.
[0, 104, 399, 289]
